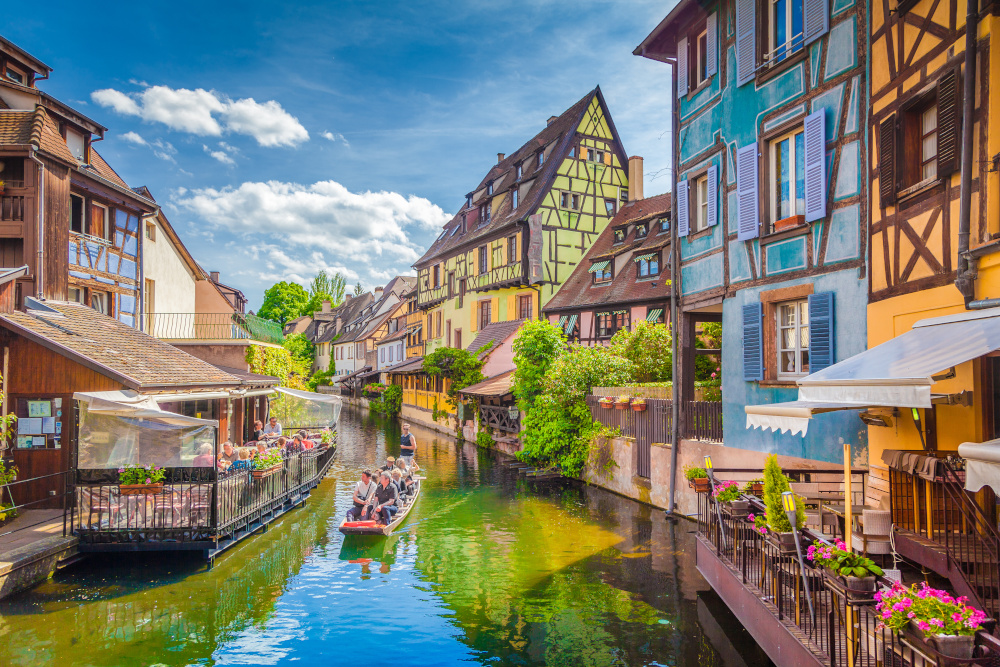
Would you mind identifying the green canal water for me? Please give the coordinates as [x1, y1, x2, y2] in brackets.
[0, 406, 771, 666]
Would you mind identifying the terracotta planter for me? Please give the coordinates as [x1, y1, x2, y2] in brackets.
[688, 477, 711, 493]
[773, 214, 805, 232]
[614, 401, 629, 410]
[631, 403, 647, 412]
[750, 483, 763, 495]
[599, 401, 614, 410]
[906, 620, 976, 665]
[119, 482, 163, 496]
[252, 465, 282, 479]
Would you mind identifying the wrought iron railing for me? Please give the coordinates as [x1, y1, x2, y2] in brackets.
[697, 489, 1000, 666]
[72, 447, 334, 549]
[146, 312, 284, 345]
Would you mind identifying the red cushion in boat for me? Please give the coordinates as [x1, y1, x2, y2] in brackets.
[343, 520, 377, 528]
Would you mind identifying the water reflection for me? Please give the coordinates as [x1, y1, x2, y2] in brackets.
[0, 405, 769, 666]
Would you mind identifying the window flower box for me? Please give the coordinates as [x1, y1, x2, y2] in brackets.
[614, 395, 630, 410]
[119, 482, 163, 496]
[773, 214, 805, 233]
[252, 464, 282, 480]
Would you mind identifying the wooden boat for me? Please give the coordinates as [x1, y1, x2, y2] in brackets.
[339, 479, 421, 536]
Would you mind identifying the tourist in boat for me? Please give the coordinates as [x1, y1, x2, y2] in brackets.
[193, 443, 215, 467]
[403, 474, 416, 500]
[346, 470, 377, 521]
[263, 416, 283, 437]
[400, 423, 416, 465]
[369, 471, 398, 525]
[380, 456, 396, 473]
[251, 420, 265, 441]
[390, 469, 405, 500]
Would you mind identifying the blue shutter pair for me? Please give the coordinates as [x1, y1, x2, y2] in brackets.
[736, 0, 828, 86]
[742, 292, 836, 382]
[677, 13, 718, 98]
[677, 166, 718, 238]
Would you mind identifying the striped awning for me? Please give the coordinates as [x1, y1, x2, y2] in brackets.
[557, 315, 567, 328]
[646, 309, 664, 322]
[634, 253, 656, 262]
[588, 260, 610, 273]
[564, 314, 578, 333]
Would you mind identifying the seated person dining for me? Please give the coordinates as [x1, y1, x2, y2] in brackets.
[251, 420, 265, 442]
[262, 416, 283, 437]
[229, 448, 253, 472]
[297, 430, 315, 449]
[193, 443, 215, 467]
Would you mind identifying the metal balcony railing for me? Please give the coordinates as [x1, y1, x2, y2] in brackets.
[147, 312, 284, 345]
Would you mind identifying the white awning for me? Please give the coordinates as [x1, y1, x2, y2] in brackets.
[958, 439, 1000, 494]
[745, 306, 1000, 437]
[148, 390, 233, 403]
[275, 386, 343, 405]
[74, 390, 218, 427]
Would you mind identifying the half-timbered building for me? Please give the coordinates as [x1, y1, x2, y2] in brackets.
[636, 0, 869, 464]
[543, 190, 672, 344]
[411, 88, 630, 365]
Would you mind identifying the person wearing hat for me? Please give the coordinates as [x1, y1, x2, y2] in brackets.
[380, 456, 396, 474]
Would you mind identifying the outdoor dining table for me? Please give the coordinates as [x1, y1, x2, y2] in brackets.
[798, 493, 868, 540]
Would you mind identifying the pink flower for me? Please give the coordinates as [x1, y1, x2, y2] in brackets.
[917, 621, 930, 632]
[145, 478, 151, 484]
[711, 372, 717, 379]
[929, 618, 944, 628]
[907, 612, 915, 619]
[951, 612, 963, 623]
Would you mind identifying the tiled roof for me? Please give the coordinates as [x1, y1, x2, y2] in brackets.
[467, 319, 524, 356]
[386, 356, 425, 374]
[379, 326, 409, 344]
[458, 370, 514, 397]
[414, 88, 624, 268]
[211, 365, 280, 387]
[315, 294, 374, 344]
[544, 193, 672, 312]
[0, 302, 242, 390]
[0, 107, 76, 165]
[85, 148, 130, 189]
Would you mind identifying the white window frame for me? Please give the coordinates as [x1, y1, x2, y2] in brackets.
[768, 127, 806, 226]
[694, 29, 709, 86]
[5, 66, 25, 85]
[693, 174, 710, 233]
[512, 188, 519, 209]
[91, 291, 109, 315]
[777, 299, 810, 379]
[766, 0, 805, 63]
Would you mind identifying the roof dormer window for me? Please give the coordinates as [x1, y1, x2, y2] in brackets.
[486, 181, 493, 196]
[516, 163, 522, 180]
[5, 67, 25, 85]
[635, 222, 648, 239]
[537, 150, 545, 169]
[466, 195, 473, 209]
[512, 188, 519, 209]
[612, 227, 626, 245]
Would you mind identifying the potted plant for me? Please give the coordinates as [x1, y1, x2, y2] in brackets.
[598, 396, 615, 409]
[0, 181, 5, 195]
[684, 464, 711, 493]
[773, 214, 804, 232]
[0, 459, 18, 526]
[713, 480, 749, 518]
[808, 539, 884, 601]
[631, 397, 647, 412]
[320, 428, 335, 446]
[742, 477, 764, 495]
[118, 464, 166, 495]
[761, 454, 807, 554]
[252, 449, 284, 479]
[614, 395, 630, 410]
[875, 581, 989, 664]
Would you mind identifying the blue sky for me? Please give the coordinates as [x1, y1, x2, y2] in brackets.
[5, 0, 675, 309]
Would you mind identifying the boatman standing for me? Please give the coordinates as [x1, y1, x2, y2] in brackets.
[400, 423, 416, 466]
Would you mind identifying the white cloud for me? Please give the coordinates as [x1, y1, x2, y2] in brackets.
[173, 180, 450, 287]
[150, 139, 177, 163]
[120, 131, 147, 145]
[91, 84, 309, 147]
[321, 130, 350, 147]
[203, 144, 236, 165]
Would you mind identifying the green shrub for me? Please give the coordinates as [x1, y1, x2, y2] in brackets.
[512, 319, 565, 410]
[609, 321, 672, 383]
[762, 454, 806, 532]
[476, 429, 494, 449]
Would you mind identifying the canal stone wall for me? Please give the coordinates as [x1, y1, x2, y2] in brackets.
[0, 534, 78, 600]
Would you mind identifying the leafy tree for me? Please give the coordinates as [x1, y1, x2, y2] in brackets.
[283, 332, 314, 375]
[302, 270, 346, 316]
[762, 454, 806, 532]
[511, 319, 566, 410]
[422, 345, 490, 404]
[695, 321, 722, 382]
[258, 282, 309, 325]
[353, 282, 365, 296]
[609, 321, 672, 383]
[545, 344, 635, 407]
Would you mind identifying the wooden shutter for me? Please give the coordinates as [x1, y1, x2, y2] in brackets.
[807, 292, 835, 372]
[742, 302, 764, 381]
[677, 179, 690, 237]
[804, 0, 829, 46]
[677, 37, 689, 98]
[804, 109, 827, 222]
[580, 147, 588, 161]
[603, 151, 612, 165]
[707, 165, 718, 227]
[706, 13, 718, 77]
[736, 144, 759, 240]
[878, 115, 897, 206]
[735, 0, 756, 86]
[936, 67, 960, 178]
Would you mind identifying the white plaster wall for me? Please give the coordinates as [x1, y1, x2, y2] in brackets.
[143, 216, 198, 317]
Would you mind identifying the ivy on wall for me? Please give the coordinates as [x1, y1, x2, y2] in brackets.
[245, 344, 307, 390]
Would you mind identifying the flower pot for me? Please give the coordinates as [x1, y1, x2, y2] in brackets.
[614, 402, 629, 410]
[906, 620, 975, 665]
[767, 530, 807, 555]
[631, 403, 647, 412]
[119, 482, 163, 496]
[773, 214, 805, 232]
[689, 477, 711, 493]
[750, 483, 764, 495]
[599, 401, 614, 410]
[727, 499, 750, 519]
[822, 570, 877, 602]
[252, 465, 282, 479]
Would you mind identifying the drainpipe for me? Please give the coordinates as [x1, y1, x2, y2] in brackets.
[668, 56, 681, 516]
[28, 149, 44, 300]
[955, 0, 979, 306]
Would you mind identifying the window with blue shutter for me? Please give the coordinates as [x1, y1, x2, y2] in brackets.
[803, 110, 827, 223]
[736, 144, 759, 240]
[706, 13, 718, 77]
[677, 180, 690, 237]
[707, 165, 718, 227]
[807, 292, 835, 372]
[803, 0, 830, 46]
[677, 37, 689, 99]
[743, 303, 764, 381]
[736, 0, 756, 85]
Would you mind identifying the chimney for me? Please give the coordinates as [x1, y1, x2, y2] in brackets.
[321, 300, 332, 313]
[628, 156, 644, 201]
[210, 271, 220, 282]
[335, 315, 342, 331]
[374, 286, 384, 297]
[497, 153, 505, 164]
[546, 115, 559, 126]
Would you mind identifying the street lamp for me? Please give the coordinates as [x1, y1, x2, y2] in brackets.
[783, 490, 815, 624]
[705, 455, 726, 544]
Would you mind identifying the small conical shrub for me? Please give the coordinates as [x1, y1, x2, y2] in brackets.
[762, 454, 806, 532]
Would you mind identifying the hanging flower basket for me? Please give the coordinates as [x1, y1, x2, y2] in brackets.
[598, 398, 614, 409]
[252, 464, 282, 479]
[119, 482, 164, 496]
[688, 477, 711, 493]
[631, 399, 647, 412]
[614, 396, 630, 410]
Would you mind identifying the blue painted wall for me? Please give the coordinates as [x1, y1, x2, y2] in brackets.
[721, 271, 868, 462]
